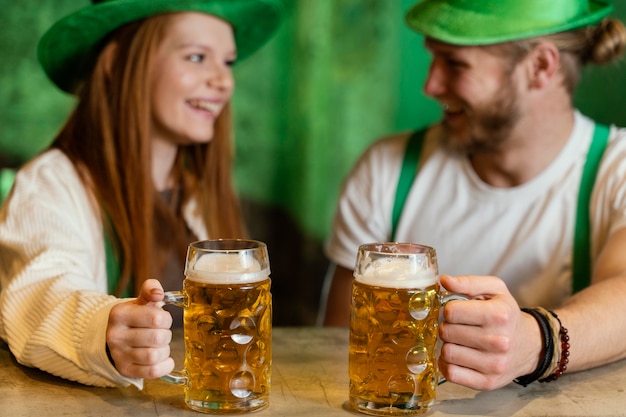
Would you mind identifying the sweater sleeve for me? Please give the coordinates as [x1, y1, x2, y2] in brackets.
[0, 150, 142, 388]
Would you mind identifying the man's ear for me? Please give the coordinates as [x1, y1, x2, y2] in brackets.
[524, 41, 561, 90]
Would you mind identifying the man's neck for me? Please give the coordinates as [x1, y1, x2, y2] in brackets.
[469, 108, 576, 188]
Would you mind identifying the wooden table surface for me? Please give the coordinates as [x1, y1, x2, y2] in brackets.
[2, 326, 625, 416]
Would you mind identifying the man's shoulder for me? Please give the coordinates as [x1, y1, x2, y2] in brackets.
[369, 125, 439, 152]
[366, 124, 443, 164]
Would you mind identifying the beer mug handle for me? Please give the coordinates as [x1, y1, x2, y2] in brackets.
[437, 291, 470, 385]
[440, 291, 469, 305]
[161, 291, 187, 386]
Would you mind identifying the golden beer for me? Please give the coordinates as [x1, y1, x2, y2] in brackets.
[182, 277, 272, 413]
[163, 239, 272, 414]
[349, 242, 441, 416]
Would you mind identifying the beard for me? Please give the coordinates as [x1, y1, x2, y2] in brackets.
[441, 82, 522, 155]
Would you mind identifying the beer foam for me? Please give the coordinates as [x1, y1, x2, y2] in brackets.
[186, 253, 269, 284]
[355, 257, 437, 288]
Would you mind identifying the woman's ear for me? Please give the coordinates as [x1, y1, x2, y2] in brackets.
[99, 40, 119, 79]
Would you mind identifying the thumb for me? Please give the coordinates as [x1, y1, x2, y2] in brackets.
[440, 274, 506, 299]
[136, 278, 165, 305]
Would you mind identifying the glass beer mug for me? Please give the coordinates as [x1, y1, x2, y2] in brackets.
[349, 242, 466, 416]
[162, 239, 272, 414]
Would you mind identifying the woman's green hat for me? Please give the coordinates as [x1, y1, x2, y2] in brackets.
[406, 0, 614, 46]
[38, 0, 284, 93]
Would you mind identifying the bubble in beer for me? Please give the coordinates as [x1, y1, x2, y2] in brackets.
[230, 316, 256, 344]
[216, 290, 244, 319]
[423, 317, 438, 346]
[229, 370, 254, 398]
[374, 346, 399, 376]
[245, 287, 266, 315]
[387, 373, 417, 398]
[390, 320, 417, 347]
[374, 293, 402, 322]
[188, 340, 205, 367]
[406, 345, 429, 374]
[246, 340, 268, 368]
[197, 315, 221, 345]
[409, 290, 433, 320]
[215, 341, 240, 373]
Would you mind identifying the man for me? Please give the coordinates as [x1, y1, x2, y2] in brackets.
[323, 0, 626, 391]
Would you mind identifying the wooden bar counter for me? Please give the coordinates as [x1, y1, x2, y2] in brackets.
[2, 327, 625, 416]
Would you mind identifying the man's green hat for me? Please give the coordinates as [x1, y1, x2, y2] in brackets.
[38, 0, 284, 94]
[406, 0, 614, 46]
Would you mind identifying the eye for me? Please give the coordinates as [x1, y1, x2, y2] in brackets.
[445, 58, 467, 68]
[188, 53, 205, 63]
[225, 59, 236, 67]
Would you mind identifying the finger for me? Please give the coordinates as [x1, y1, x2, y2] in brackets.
[119, 327, 173, 349]
[440, 275, 508, 299]
[438, 357, 503, 391]
[119, 345, 172, 366]
[109, 302, 173, 330]
[443, 295, 514, 327]
[136, 279, 165, 305]
[440, 321, 512, 353]
[117, 357, 175, 380]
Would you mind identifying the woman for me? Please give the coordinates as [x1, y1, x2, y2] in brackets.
[0, 0, 282, 388]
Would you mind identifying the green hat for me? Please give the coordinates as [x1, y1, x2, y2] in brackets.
[406, 0, 614, 46]
[38, 0, 284, 93]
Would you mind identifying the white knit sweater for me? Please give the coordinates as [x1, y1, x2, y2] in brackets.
[0, 149, 207, 388]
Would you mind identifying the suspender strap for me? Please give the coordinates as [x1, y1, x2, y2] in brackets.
[392, 123, 611, 294]
[572, 123, 610, 293]
[391, 128, 427, 241]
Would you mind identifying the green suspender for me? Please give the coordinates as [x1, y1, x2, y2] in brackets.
[572, 123, 610, 293]
[391, 129, 427, 241]
[392, 124, 610, 294]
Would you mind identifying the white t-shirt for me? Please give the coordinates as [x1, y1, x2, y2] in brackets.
[326, 112, 626, 308]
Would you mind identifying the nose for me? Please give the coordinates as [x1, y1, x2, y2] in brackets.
[208, 60, 234, 93]
[423, 60, 446, 98]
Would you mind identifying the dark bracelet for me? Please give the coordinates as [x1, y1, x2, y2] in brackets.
[514, 308, 554, 387]
[539, 310, 570, 383]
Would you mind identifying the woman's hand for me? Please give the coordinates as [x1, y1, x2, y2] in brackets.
[106, 279, 174, 379]
[438, 275, 542, 391]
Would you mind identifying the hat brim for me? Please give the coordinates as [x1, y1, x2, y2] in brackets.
[406, 0, 614, 46]
[38, 0, 283, 93]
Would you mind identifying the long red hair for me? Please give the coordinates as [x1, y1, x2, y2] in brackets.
[52, 14, 245, 295]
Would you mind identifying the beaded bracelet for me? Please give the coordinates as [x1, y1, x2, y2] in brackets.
[514, 308, 554, 387]
[539, 310, 570, 383]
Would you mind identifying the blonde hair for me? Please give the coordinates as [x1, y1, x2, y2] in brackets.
[53, 14, 245, 295]
[490, 18, 626, 95]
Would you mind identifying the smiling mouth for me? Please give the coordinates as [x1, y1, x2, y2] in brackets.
[442, 103, 463, 115]
[187, 99, 221, 114]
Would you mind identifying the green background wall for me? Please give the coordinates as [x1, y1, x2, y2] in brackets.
[2, 0, 626, 325]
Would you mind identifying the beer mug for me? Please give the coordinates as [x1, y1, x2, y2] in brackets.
[349, 242, 466, 416]
[162, 239, 272, 414]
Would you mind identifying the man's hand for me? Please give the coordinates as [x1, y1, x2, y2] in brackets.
[438, 275, 542, 391]
[106, 279, 174, 379]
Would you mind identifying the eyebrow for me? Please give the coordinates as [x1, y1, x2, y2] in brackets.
[177, 42, 237, 59]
